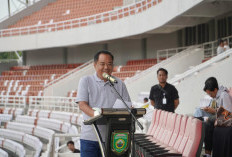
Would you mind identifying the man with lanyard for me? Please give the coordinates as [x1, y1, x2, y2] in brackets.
[76, 50, 131, 157]
[149, 68, 179, 112]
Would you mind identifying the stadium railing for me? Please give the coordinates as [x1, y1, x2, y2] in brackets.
[0, 95, 26, 108]
[29, 96, 79, 113]
[124, 45, 200, 85]
[0, 0, 162, 38]
[169, 48, 232, 85]
[44, 59, 93, 88]
[157, 35, 232, 60]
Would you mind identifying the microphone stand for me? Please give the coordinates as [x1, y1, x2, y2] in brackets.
[108, 80, 143, 157]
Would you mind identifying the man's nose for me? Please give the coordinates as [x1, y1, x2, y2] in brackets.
[104, 64, 110, 69]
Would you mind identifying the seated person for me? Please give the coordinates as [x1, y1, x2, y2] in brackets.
[202, 77, 232, 157]
[142, 97, 150, 108]
[67, 141, 80, 153]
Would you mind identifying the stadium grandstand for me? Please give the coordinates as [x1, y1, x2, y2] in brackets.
[0, 0, 232, 156]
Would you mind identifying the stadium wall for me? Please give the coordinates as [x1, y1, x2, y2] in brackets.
[25, 31, 178, 65]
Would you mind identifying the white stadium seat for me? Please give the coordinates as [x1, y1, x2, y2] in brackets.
[2, 108, 24, 116]
[0, 148, 8, 157]
[0, 114, 12, 122]
[28, 109, 83, 125]
[4, 122, 55, 141]
[0, 137, 25, 157]
[16, 115, 78, 134]
[0, 129, 42, 157]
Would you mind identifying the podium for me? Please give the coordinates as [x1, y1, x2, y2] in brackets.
[84, 108, 146, 157]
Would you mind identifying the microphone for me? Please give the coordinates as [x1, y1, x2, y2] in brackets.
[102, 73, 118, 83]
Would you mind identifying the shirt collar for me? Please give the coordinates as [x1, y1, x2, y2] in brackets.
[94, 72, 110, 85]
[160, 82, 168, 88]
[94, 72, 103, 82]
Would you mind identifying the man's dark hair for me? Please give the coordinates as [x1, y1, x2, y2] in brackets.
[157, 68, 168, 75]
[203, 77, 219, 92]
[219, 39, 224, 45]
[94, 50, 114, 62]
[67, 141, 74, 146]
[144, 97, 148, 102]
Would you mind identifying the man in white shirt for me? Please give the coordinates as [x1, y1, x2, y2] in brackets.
[217, 39, 224, 55]
[224, 39, 230, 51]
[203, 77, 232, 157]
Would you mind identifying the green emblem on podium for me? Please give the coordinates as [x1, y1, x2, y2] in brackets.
[111, 131, 129, 155]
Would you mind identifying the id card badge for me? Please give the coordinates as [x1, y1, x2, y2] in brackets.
[163, 93, 167, 104]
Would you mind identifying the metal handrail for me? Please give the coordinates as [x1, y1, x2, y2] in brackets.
[157, 35, 232, 59]
[0, 0, 160, 37]
[29, 96, 79, 112]
[124, 45, 200, 85]
[0, 95, 26, 108]
[44, 59, 93, 88]
[169, 48, 232, 85]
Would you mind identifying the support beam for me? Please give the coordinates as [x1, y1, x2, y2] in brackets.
[141, 38, 147, 59]
[14, 51, 22, 61]
[63, 48, 68, 64]
[8, 0, 11, 17]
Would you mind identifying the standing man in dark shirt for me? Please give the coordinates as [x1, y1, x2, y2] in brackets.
[149, 68, 179, 112]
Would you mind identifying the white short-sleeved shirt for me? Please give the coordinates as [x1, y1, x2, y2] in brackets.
[76, 73, 131, 141]
[216, 86, 232, 112]
[217, 46, 224, 55]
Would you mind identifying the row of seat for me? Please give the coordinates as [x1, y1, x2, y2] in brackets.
[4, 121, 55, 141]
[10, 64, 82, 70]
[0, 148, 8, 157]
[112, 71, 137, 78]
[67, 90, 78, 97]
[119, 64, 154, 72]
[0, 0, 163, 38]
[0, 114, 13, 123]
[0, 129, 42, 157]
[0, 137, 25, 157]
[0, 91, 43, 97]
[0, 85, 44, 91]
[0, 75, 61, 81]
[1, 69, 70, 76]
[16, 115, 78, 134]
[0, 64, 82, 97]
[8, 0, 123, 28]
[0, 80, 45, 86]
[28, 109, 82, 125]
[134, 109, 204, 157]
[126, 58, 166, 65]
[0, 108, 24, 116]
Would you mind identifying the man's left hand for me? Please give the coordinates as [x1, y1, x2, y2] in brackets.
[203, 107, 216, 114]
